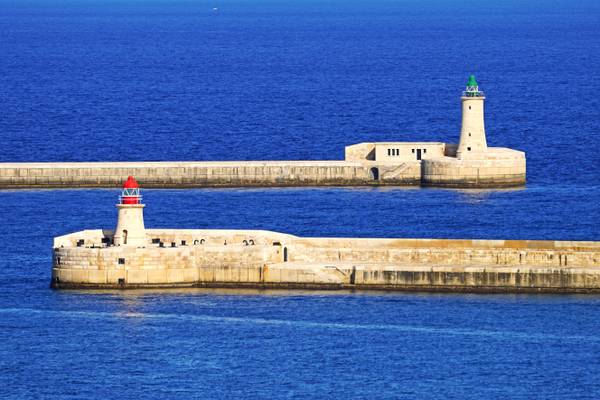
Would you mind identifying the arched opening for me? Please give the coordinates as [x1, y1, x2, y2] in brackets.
[370, 167, 379, 181]
[283, 247, 288, 262]
[122, 230, 128, 245]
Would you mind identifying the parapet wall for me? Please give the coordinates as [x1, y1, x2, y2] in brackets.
[0, 143, 525, 189]
[52, 230, 600, 293]
[0, 160, 423, 188]
[422, 148, 526, 187]
[288, 237, 599, 268]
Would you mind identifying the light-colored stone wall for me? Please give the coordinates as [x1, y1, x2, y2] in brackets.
[373, 143, 446, 163]
[288, 236, 600, 268]
[345, 142, 447, 163]
[422, 148, 526, 187]
[0, 161, 376, 188]
[53, 229, 294, 248]
[371, 162, 422, 184]
[0, 142, 526, 189]
[52, 229, 600, 292]
[1, 159, 427, 188]
[344, 143, 375, 161]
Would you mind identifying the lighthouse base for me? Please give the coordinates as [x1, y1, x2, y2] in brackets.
[421, 147, 526, 187]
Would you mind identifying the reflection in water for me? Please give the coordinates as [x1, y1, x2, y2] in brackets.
[64, 287, 408, 297]
[453, 186, 525, 203]
[2, 306, 600, 343]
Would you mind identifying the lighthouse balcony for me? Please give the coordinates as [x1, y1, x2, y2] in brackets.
[462, 90, 485, 97]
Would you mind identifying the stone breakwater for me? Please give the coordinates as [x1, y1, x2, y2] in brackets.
[4, 79, 528, 189]
[52, 229, 600, 293]
[0, 161, 416, 188]
[0, 152, 525, 189]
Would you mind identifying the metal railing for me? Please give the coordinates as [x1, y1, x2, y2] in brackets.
[462, 90, 485, 97]
[119, 195, 142, 203]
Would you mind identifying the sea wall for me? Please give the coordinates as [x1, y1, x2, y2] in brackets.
[0, 160, 422, 188]
[422, 148, 526, 187]
[0, 146, 525, 189]
[52, 230, 600, 293]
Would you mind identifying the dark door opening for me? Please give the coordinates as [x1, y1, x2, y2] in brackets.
[283, 247, 288, 262]
[123, 230, 128, 245]
[370, 167, 379, 181]
[416, 149, 422, 160]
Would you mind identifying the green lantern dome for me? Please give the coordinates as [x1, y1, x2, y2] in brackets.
[464, 75, 484, 97]
[467, 75, 478, 87]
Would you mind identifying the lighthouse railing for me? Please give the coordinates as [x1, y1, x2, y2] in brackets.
[462, 90, 485, 97]
[122, 188, 140, 196]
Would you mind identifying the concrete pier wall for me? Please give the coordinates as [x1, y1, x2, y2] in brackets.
[0, 160, 423, 188]
[0, 145, 526, 189]
[52, 230, 600, 293]
[421, 148, 527, 187]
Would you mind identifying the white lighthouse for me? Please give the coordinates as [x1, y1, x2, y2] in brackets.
[113, 176, 146, 247]
[456, 75, 488, 159]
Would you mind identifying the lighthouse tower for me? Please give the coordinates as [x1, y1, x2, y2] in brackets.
[456, 75, 488, 159]
[113, 176, 146, 247]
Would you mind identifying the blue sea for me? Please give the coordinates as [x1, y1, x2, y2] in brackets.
[1, 1, 600, 398]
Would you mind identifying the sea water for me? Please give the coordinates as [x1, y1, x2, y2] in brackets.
[0, 1, 599, 398]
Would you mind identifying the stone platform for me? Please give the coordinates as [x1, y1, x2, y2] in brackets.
[4, 78, 527, 189]
[0, 144, 525, 189]
[52, 229, 600, 293]
[0, 160, 418, 189]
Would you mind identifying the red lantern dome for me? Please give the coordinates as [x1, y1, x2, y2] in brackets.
[120, 176, 141, 204]
[123, 176, 139, 189]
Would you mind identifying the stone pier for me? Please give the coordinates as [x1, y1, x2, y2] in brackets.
[2, 78, 528, 189]
[52, 229, 600, 293]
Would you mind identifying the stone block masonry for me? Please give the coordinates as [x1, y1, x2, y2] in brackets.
[2, 77, 527, 189]
[0, 160, 423, 189]
[52, 229, 600, 293]
[0, 150, 524, 189]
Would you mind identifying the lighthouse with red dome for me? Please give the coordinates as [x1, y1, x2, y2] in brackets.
[113, 176, 147, 247]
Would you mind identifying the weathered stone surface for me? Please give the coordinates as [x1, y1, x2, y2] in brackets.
[0, 143, 526, 190]
[52, 229, 600, 293]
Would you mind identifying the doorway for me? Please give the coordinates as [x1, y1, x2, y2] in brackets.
[370, 167, 379, 181]
[416, 149, 422, 160]
[123, 230, 128, 245]
[283, 247, 288, 262]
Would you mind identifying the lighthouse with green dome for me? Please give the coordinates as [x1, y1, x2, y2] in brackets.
[457, 75, 488, 159]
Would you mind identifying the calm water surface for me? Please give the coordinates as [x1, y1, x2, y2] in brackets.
[1, 1, 599, 399]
